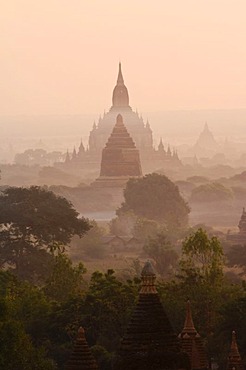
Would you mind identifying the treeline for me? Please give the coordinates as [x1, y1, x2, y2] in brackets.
[0, 180, 246, 369]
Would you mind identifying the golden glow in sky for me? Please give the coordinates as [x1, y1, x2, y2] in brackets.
[1, 0, 246, 114]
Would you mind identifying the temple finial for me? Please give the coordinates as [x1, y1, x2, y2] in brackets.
[230, 331, 240, 357]
[112, 63, 129, 107]
[158, 138, 164, 151]
[227, 331, 244, 370]
[77, 326, 85, 339]
[182, 300, 197, 335]
[117, 62, 124, 84]
[140, 261, 157, 294]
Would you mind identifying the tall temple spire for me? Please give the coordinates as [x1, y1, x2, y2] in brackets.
[182, 300, 197, 335]
[158, 138, 165, 151]
[65, 149, 70, 163]
[227, 331, 244, 370]
[112, 63, 130, 108]
[179, 301, 208, 370]
[114, 261, 189, 370]
[238, 207, 246, 234]
[117, 62, 124, 84]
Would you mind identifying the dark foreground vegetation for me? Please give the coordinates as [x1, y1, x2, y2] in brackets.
[0, 185, 246, 369]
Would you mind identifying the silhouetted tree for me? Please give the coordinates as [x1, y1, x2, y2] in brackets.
[143, 232, 178, 276]
[118, 173, 190, 227]
[0, 186, 90, 280]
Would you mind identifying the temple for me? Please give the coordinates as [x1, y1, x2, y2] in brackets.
[179, 301, 208, 370]
[65, 327, 98, 370]
[63, 264, 242, 370]
[57, 63, 181, 175]
[227, 331, 244, 370]
[92, 114, 142, 188]
[227, 208, 246, 243]
[192, 123, 219, 158]
[238, 207, 246, 234]
[88, 62, 154, 165]
[113, 261, 190, 370]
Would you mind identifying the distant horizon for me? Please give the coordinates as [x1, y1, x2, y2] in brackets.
[1, 107, 246, 117]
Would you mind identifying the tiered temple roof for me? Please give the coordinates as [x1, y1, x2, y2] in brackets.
[93, 114, 142, 187]
[179, 301, 208, 370]
[104, 114, 136, 150]
[114, 261, 190, 370]
[65, 327, 98, 370]
[227, 331, 244, 370]
[57, 63, 182, 174]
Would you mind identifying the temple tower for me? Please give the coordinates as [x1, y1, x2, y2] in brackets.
[227, 331, 244, 370]
[238, 208, 246, 234]
[112, 62, 130, 108]
[87, 63, 154, 165]
[179, 301, 208, 370]
[65, 327, 98, 370]
[114, 261, 190, 370]
[93, 114, 142, 188]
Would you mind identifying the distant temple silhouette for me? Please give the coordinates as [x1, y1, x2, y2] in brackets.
[58, 63, 181, 174]
[92, 114, 142, 188]
[227, 207, 246, 243]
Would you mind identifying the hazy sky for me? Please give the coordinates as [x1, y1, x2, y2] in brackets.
[1, 1, 246, 115]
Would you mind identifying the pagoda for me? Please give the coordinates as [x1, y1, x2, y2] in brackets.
[227, 208, 246, 244]
[92, 114, 142, 188]
[88, 63, 154, 163]
[57, 63, 182, 175]
[227, 331, 244, 370]
[178, 301, 208, 370]
[113, 261, 190, 370]
[65, 327, 98, 370]
[238, 207, 246, 234]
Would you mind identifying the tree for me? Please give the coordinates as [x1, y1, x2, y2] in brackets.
[83, 269, 139, 350]
[44, 253, 87, 302]
[143, 232, 178, 277]
[0, 186, 90, 279]
[118, 173, 190, 227]
[180, 228, 224, 285]
[132, 217, 161, 242]
[74, 221, 107, 259]
[110, 211, 137, 236]
[0, 320, 56, 370]
[190, 182, 233, 203]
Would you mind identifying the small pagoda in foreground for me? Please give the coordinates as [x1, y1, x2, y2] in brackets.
[113, 261, 190, 370]
[179, 301, 208, 370]
[92, 114, 142, 188]
[65, 327, 98, 370]
[227, 331, 244, 370]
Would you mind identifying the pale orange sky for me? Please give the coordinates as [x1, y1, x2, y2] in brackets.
[1, 0, 246, 115]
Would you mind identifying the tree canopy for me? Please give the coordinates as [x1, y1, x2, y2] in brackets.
[118, 173, 190, 227]
[180, 228, 224, 285]
[190, 182, 233, 203]
[0, 186, 90, 279]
